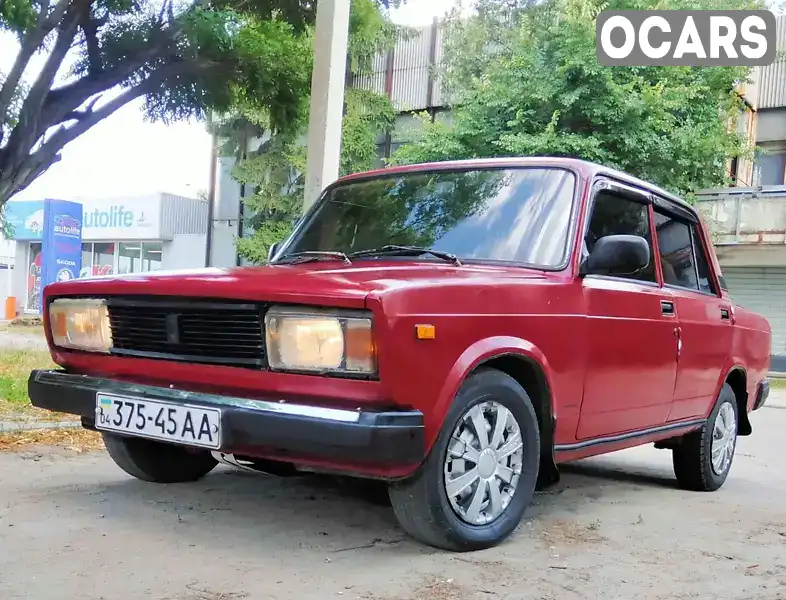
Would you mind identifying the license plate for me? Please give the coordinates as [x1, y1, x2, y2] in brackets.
[95, 393, 221, 449]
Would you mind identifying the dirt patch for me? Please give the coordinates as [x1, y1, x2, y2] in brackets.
[539, 518, 606, 547]
[0, 427, 103, 453]
[7, 317, 43, 329]
[364, 576, 472, 600]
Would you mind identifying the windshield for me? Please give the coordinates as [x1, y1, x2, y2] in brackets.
[277, 167, 577, 268]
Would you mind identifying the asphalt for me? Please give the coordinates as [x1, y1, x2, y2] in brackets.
[1, 403, 785, 600]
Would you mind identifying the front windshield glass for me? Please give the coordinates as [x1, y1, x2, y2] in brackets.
[278, 167, 577, 267]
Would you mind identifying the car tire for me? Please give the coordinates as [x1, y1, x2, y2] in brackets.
[102, 433, 218, 483]
[388, 368, 540, 551]
[672, 383, 739, 492]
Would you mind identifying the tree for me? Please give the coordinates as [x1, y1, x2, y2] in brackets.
[0, 0, 397, 205]
[212, 0, 401, 263]
[393, 0, 761, 198]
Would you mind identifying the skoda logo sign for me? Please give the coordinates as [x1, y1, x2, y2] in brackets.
[56, 268, 74, 282]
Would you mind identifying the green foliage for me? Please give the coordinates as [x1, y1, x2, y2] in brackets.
[217, 0, 399, 264]
[393, 0, 759, 198]
[0, 0, 397, 205]
[0, 0, 36, 33]
[229, 86, 395, 263]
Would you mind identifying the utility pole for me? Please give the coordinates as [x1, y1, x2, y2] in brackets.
[303, 0, 351, 211]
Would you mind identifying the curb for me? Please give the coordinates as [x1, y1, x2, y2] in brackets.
[0, 420, 82, 433]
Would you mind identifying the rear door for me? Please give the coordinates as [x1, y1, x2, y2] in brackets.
[578, 180, 679, 439]
[651, 200, 733, 420]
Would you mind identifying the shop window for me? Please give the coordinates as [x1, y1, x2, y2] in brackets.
[93, 243, 115, 277]
[27, 242, 42, 312]
[118, 243, 142, 274]
[141, 242, 163, 272]
[80, 243, 93, 278]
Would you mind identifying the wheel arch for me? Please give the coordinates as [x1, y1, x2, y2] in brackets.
[724, 366, 751, 436]
[432, 337, 560, 488]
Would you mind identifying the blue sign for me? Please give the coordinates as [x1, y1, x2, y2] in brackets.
[40, 199, 83, 314]
[3, 200, 45, 240]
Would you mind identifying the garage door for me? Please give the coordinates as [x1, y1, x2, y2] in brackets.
[722, 267, 786, 358]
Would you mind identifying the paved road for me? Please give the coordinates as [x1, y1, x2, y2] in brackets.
[1, 405, 785, 600]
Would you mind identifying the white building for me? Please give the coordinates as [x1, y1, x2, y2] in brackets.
[4, 193, 208, 314]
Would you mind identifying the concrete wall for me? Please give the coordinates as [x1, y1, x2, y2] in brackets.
[161, 234, 208, 271]
[12, 242, 28, 314]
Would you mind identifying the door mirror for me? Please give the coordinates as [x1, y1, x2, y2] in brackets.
[267, 241, 281, 263]
[582, 234, 650, 276]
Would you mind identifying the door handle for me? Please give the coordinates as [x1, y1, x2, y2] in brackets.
[660, 300, 675, 317]
[720, 307, 730, 320]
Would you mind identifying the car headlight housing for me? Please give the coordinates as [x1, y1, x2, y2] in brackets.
[49, 298, 113, 353]
[264, 306, 376, 375]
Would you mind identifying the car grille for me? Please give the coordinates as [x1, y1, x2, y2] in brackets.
[107, 297, 266, 368]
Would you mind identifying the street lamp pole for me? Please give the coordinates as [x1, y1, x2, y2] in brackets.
[303, 0, 351, 211]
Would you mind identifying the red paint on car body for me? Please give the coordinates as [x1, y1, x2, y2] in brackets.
[42, 157, 772, 478]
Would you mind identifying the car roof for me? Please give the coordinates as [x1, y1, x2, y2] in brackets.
[336, 156, 696, 215]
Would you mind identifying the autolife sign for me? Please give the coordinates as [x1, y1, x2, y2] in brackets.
[4, 195, 161, 241]
[596, 10, 777, 66]
[40, 199, 83, 314]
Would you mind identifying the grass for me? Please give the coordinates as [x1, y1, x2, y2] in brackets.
[0, 349, 70, 421]
[769, 377, 786, 389]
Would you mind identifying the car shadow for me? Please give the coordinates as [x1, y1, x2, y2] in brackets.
[557, 457, 680, 491]
[31, 449, 685, 559]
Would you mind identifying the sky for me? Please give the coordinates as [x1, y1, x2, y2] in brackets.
[0, 0, 461, 203]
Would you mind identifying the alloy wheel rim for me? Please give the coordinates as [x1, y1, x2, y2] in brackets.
[443, 401, 524, 526]
[711, 402, 737, 476]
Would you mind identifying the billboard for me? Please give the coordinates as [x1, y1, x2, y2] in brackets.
[4, 195, 160, 241]
[23, 199, 83, 314]
[3, 200, 45, 240]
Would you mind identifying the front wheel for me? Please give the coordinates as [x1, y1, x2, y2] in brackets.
[103, 433, 218, 483]
[672, 383, 738, 492]
[388, 369, 540, 551]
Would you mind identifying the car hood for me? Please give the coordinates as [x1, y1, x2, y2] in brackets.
[44, 261, 549, 308]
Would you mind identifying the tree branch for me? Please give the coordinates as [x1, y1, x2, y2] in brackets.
[1, 0, 92, 172]
[0, 0, 71, 123]
[79, 9, 107, 76]
[0, 63, 188, 201]
[39, 23, 180, 133]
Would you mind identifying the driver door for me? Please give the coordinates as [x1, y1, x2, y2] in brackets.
[577, 181, 679, 440]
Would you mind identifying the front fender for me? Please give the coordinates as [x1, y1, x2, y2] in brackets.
[428, 336, 555, 450]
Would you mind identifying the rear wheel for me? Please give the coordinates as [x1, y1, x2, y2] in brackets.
[388, 369, 540, 551]
[672, 383, 738, 492]
[103, 433, 218, 483]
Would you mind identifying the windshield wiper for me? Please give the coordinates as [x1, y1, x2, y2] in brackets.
[274, 251, 351, 265]
[349, 245, 462, 266]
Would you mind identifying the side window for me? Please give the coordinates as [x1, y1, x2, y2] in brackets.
[654, 212, 715, 294]
[585, 190, 656, 283]
[692, 225, 716, 295]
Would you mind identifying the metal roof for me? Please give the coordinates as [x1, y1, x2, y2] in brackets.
[756, 15, 786, 110]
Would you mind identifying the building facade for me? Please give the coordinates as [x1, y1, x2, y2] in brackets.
[696, 16, 786, 370]
[4, 193, 208, 314]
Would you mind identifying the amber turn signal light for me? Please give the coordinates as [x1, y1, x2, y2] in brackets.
[415, 324, 436, 340]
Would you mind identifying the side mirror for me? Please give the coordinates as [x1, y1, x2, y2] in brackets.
[267, 241, 281, 263]
[582, 234, 650, 276]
